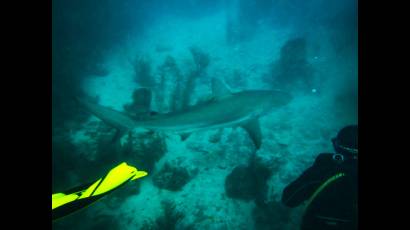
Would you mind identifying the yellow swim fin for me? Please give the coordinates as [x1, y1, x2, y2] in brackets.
[52, 162, 148, 221]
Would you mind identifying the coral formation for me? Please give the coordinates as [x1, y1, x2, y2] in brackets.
[225, 165, 258, 200]
[52, 132, 84, 191]
[133, 55, 155, 88]
[152, 161, 193, 191]
[265, 37, 315, 92]
[157, 55, 184, 112]
[103, 181, 142, 210]
[189, 46, 210, 74]
[52, 212, 120, 230]
[224, 153, 273, 202]
[155, 200, 186, 230]
[156, 47, 210, 112]
[123, 88, 153, 118]
[252, 200, 292, 230]
[226, 69, 247, 89]
[121, 131, 167, 172]
[249, 153, 274, 206]
[180, 46, 210, 109]
[140, 200, 194, 230]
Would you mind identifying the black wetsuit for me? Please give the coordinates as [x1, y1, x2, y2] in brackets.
[282, 153, 358, 230]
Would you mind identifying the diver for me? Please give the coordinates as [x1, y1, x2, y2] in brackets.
[52, 162, 148, 221]
[281, 125, 358, 230]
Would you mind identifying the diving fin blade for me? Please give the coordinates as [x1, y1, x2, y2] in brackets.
[52, 193, 66, 199]
[241, 119, 262, 149]
[131, 171, 148, 180]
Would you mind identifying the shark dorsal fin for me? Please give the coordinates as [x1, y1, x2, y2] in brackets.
[211, 78, 231, 98]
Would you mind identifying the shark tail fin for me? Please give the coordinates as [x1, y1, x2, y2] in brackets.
[241, 119, 262, 150]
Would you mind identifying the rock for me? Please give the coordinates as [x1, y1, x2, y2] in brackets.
[122, 132, 167, 172]
[225, 165, 257, 201]
[225, 154, 274, 202]
[153, 162, 192, 191]
[252, 200, 292, 230]
[140, 200, 195, 230]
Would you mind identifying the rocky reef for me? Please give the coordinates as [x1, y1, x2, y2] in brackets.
[252, 200, 293, 230]
[224, 153, 273, 203]
[265, 37, 315, 92]
[140, 200, 194, 230]
[225, 165, 257, 200]
[121, 131, 167, 172]
[123, 88, 153, 118]
[133, 55, 155, 88]
[152, 161, 194, 191]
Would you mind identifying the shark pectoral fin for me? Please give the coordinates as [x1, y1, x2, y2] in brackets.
[112, 129, 127, 143]
[211, 78, 232, 98]
[241, 119, 262, 149]
[180, 133, 192, 141]
[196, 95, 216, 105]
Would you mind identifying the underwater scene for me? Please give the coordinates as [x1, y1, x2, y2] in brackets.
[52, 0, 358, 229]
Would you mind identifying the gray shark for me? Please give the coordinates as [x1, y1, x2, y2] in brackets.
[76, 79, 292, 149]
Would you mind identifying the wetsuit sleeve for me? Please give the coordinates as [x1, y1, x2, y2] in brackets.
[281, 154, 328, 207]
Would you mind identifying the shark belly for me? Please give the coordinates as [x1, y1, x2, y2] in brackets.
[134, 111, 256, 134]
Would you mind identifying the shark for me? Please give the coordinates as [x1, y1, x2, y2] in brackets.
[76, 79, 292, 149]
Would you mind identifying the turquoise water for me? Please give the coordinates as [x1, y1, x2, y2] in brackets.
[52, 0, 357, 229]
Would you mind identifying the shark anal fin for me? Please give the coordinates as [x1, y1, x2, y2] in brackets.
[241, 119, 262, 149]
[180, 133, 192, 141]
[211, 78, 231, 98]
